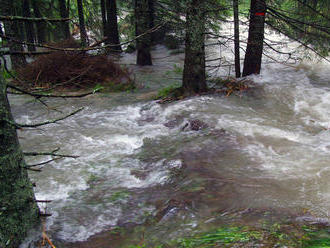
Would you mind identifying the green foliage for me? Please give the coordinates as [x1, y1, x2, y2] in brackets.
[156, 84, 181, 99]
[176, 227, 262, 247]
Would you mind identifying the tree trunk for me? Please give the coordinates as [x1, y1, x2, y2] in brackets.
[233, 0, 241, 78]
[105, 0, 122, 51]
[135, 0, 152, 65]
[242, 0, 266, 77]
[0, 72, 39, 248]
[148, 0, 155, 43]
[59, 0, 71, 40]
[100, 0, 107, 37]
[76, 0, 88, 46]
[182, 0, 207, 94]
[1, 0, 26, 69]
[32, 0, 47, 43]
[22, 0, 36, 51]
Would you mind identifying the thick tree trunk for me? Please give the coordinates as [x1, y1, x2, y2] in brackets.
[76, 0, 88, 46]
[233, 0, 241, 78]
[100, 0, 107, 37]
[148, 0, 155, 43]
[105, 0, 122, 51]
[1, 0, 26, 69]
[59, 0, 71, 40]
[0, 73, 39, 248]
[182, 0, 207, 94]
[22, 0, 36, 51]
[32, 0, 47, 43]
[242, 0, 266, 77]
[135, 0, 152, 65]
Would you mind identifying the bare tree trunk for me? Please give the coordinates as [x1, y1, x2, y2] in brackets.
[182, 0, 207, 94]
[0, 73, 39, 248]
[105, 0, 121, 51]
[59, 0, 71, 39]
[242, 0, 266, 76]
[233, 0, 241, 78]
[76, 0, 88, 46]
[32, 0, 47, 43]
[22, 0, 36, 51]
[135, 0, 152, 65]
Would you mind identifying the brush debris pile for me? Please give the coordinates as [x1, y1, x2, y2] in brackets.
[16, 40, 134, 92]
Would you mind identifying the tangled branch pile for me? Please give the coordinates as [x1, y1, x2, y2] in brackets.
[16, 40, 134, 92]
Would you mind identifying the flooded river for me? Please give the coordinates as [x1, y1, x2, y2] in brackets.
[11, 26, 330, 247]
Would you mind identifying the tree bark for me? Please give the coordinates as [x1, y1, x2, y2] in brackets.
[76, 0, 88, 46]
[32, 0, 47, 43]
[242, 0, 266, 77]
[233, 0, 241, 78]
[135, 0, 152, 65]
[59, 0, 71, 40]
[182, 0, 207, 94]
[0, 72, 39, 248]
[22, 0, 36, 51]
[105, 0, 122, 51]
[1, 0, 26, 69]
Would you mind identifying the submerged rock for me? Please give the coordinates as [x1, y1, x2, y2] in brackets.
[182, 119, 208, 131]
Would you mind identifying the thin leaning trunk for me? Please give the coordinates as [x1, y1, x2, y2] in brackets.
[233, 0, 241, 78]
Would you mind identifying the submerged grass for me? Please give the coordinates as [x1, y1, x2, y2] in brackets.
[126, 224, 330, 248]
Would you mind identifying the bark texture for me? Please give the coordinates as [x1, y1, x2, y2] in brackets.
[182, 0, 207, 94]
[242, 0, 266, 76]
[0, 73, 39, 248]
[105, 0, 121, 51]
[135, 0, 152, 65]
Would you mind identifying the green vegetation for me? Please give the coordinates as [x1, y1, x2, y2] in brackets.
[156, 84, 181, 99]
[176, 227, 262, 247]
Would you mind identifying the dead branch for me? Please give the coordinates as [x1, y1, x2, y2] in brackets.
[25, 158, 62, 169]
[0, 22, 165, 52]
[24, 147, 79, 158]
[7, 83, 101, 98]
[16, 107, 83, 128]
[0, 15, 71, 23]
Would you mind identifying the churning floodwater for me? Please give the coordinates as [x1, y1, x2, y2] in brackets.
[11, 23, 330, 247]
